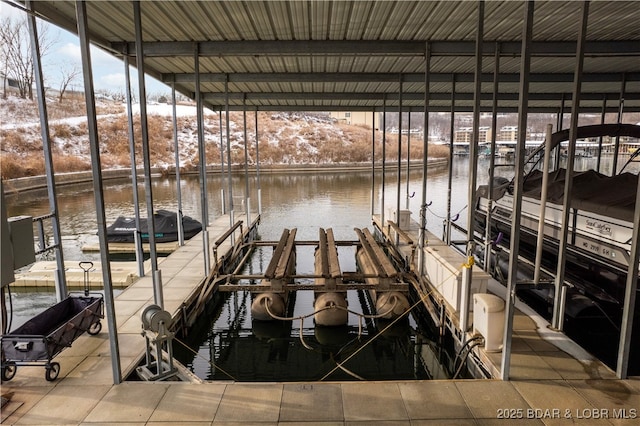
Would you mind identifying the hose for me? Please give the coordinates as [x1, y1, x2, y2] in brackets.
[452, 334, 483, 374]
[453, 340, 484, 379]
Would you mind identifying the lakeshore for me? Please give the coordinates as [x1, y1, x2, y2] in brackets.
[1, 159, 448, 195]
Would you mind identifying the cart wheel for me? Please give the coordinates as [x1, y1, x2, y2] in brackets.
[45, 362, 60, 381]
[1, 362, 17, 382]
[88, 321, 102, 335]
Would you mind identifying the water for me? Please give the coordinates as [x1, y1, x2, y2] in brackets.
[5, 155, 632, 380]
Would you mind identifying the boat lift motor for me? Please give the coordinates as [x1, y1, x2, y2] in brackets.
[136, 304, 178, 381]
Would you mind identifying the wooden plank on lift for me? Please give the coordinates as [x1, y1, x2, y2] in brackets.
[318, 227, 329, 278]
[264, 228, 290, 279]
[354, 228, 394, 278]
[326, 228, 341, 279]
[386, 220, 414, 245]
[354, 228, 380, 276]
[362, 228, 397, 278]
[275, 228, 297, 279]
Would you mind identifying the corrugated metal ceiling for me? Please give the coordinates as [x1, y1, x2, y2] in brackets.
[19, 0, 640, 112]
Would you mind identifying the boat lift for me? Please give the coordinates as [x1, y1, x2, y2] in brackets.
[214, 227, 410, 320]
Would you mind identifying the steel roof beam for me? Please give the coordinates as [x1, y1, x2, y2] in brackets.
[112, 40, 640, 57]
[165, 72, 640, 84]
[200, 104, 638, 114]
[201, 92, 640, 102]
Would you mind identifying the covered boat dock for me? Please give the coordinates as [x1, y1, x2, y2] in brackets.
[1, 0, 639, 422]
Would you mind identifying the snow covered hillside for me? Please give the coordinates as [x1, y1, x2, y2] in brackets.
[1, 95, 435, 180]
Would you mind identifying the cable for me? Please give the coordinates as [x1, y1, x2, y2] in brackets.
[452, 334, 484, 370]
[330, 352, 366, 380]
[453, 340, 483, 379]
[174, 336, 238, 381]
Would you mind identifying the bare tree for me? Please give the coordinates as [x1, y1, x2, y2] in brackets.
[58, 64, 80, 102]
[0, 15, 56, 100]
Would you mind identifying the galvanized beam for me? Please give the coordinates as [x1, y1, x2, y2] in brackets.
[195, 44, 211, 275]
[26, 0, 67, 301]
[501, 0, 535, 381]
[112, 40, 640, 57]
[123, 51, 145, 277]
[201, 104, 638, 114]
[552, 1, 589, 331]
[418, 41, 431, 277]
[616, 159, 640, 378]
[201, 91, 640, 103]
[396, 74, 403, 232]
[483, 42, 501, 270]
[75, 0, 121, 385]
[461, 0, 484, 335]
[224, 75, 235, 233]
[166, 71, 640, 84]
[133, 0, 163, 308]
[171, 77, 185, 246]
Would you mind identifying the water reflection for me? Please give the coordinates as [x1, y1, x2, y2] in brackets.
[175, 288, 441, 382]
[5, 155, 635, 364]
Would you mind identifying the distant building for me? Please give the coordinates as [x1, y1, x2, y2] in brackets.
[1, 73, 21, 96]
[330, 111, 380, 129]
[454, 126, 492, 143]
[499, 126, 519, 142]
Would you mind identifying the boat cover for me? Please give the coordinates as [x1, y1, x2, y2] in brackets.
[106, 209, 202, 243]
[521, 169, 638, 222]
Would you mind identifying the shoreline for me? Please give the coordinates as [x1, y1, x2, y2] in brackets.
[2, 158, 448, 195]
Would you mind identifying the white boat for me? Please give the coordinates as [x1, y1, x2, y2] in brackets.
[474, 123, 640, 372]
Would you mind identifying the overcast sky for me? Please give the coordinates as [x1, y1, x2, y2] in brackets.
[2, 1, 169, 96]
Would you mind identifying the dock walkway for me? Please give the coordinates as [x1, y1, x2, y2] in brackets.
[2, 215, 639, 425]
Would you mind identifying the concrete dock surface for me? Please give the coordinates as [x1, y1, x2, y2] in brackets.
[2, 214, 638, 425]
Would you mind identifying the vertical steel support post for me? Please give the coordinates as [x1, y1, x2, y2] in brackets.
[255, 110, 262, 215]
[552, 1, 589, 331]
[501, 0, 534, 381]
[612, 74, 626, 175]
[597, 94, 607, 172]
[446, 76, 456, 244]
[371, 110, 376, 216]
[557, 96, 565, 131]
[396, 75, 403, 232]
[133, 1, 163, 307]
[406, 112, 411, 210]
[418, 42, 431, 277]
[617, 162, 640, 378]
[219, 111, 226, 213]
[74, 0, 121, 384]
[381, 96, 387, 225]
[171, 78, 184, 246]
[534, 125, 553, 284]
[555, 95, 566, 170]
[460, 0, 484, 334]
[225, 76, 235, 241]
[123, 52, 145, 275]
[243, 97, 251, 225]
[25, 1, 67, 301]
[194, 45, 210, 275]
[484, 43, 500, 270]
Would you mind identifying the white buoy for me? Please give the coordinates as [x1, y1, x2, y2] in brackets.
[314, 292, 348, 326]
[251, 292, 286, 321]
[376, 291, 409, 319]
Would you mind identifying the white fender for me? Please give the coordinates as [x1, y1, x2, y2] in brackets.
[376, 291, 409, 319]
[314, 292, 348, 326]
[251, 292, 286, 321]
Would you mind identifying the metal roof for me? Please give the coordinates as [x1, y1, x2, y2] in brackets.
[17, 0, 640, 112]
